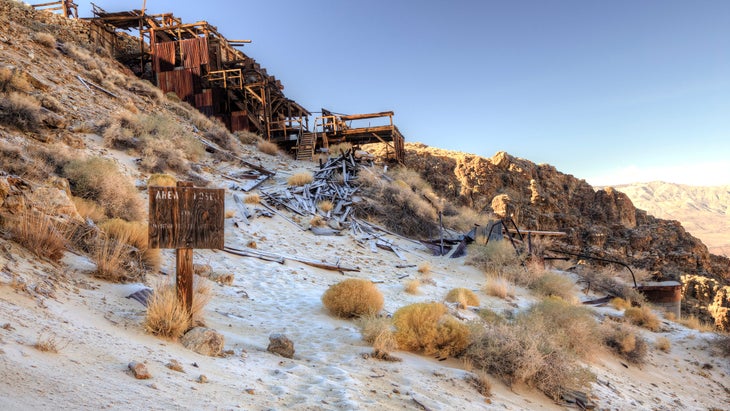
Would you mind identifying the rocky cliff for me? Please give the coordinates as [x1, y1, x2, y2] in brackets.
[372, 143, 729, 283]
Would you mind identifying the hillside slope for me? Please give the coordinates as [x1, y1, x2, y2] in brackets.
[612, 181, 730, 257]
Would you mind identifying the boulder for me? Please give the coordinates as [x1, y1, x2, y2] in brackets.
[181, 327, 225, 357]
[128, 361, 151, 379]
[267, 333, 294, 358]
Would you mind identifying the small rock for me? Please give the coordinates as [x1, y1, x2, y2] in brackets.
[267, 333, 295, 358]
[181, 327, 225, 357]
[245, 388, 255, 395]
[166, 359, 184, 372]
[197, 374, 208, 383]
[128, 361, 151, 379]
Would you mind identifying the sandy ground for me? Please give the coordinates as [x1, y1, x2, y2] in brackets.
[1, 152, 729, 411]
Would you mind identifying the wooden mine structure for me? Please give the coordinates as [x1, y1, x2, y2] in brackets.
[85, 5, 405, 163]
[31, 0, 79, 18]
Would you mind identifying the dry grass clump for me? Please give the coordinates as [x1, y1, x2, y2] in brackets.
[288, 172, 314, 187]
[467, 240, 521, 277]
[327, 142, 353, 157]
[257, 139, 280, 155]
[573, 264, 647, 303]
[601, 320, 648, 364]
[136, 114, 204, 173]
[0, 93, 43, 132]
[144, 279, 212, 339]
[392, 302, 470, 357]
[610, 297, 632, 310]
[6, 212, 67, 262]
[98, 218, 160, 272]
[322, 279, 384, 318]
[655, 337, 671, 352]
[357, 315, 398, 357]
[404, 279, 421, 295]
[63, 157, 145, 222]
[148, 173, 177, 187]
[34, 331, 64, 353]
[127, 79, 163, 103]
[445, 288, 480, 308]
[235, 130, 260, 145]
[91, 232, 136, 283]
[624, 306, 661, 332]
[204, 128, 239, 155]
[465, 369, 492, 397]
[40, 94, 63, 113]
[465, 298, 597, 400]
[244, 194, 261, 204]
[317, 200, 334, 213]
[484, 276, 514, 299]
[529, 272, 576, 301]
[72, 196, 106, 222]
[417, 262, 431, 275]
[0, 67, 32, 93]
[309, 215, 326, 227]
[675, 315, 715, 332]
[102, 110, 142, 150]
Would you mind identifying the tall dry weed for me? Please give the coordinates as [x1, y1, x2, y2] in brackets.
[6, 212, 67, 262]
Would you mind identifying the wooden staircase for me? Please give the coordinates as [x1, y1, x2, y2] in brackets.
[296, 132, 316, 161]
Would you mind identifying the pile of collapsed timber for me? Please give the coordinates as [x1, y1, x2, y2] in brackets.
[259, 151, 362, 233]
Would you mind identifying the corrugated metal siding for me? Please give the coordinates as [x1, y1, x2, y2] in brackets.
[230, 111, 249, 132]
[195, 90, 214, 116]
[158, 69, 194, 104]
[153, 41, 175, 73]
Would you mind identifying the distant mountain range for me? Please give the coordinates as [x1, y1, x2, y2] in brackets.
[609, 182, 730, 257]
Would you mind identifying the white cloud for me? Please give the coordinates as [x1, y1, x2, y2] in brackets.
[586, 161, 730, 187]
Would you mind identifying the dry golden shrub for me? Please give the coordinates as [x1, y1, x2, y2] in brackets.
[0, 67, 32, 93]
[484, 276, 514, 299]
[392, 302, 470, 357]
[317, 200, 334, 213]
[601, 320, 648, 364]
[91, 233, 133, 283]
[309, 215, 326, 227]
[6, 212, 67, 262]
[144, 283, 190, 339]
[524, 297, 600, 359]
[466, 370, 492, 397]
[63, 157, 145, 222]
[417, 262, 431, 275]
[529, 272, 576, 301]
[288, 172, 314, 187]
[610, 297, 632, 310]
[445, 288, 480, 308]
[677, 315, 715, 332]
[0, 92, 43, 132]
[322, 279, 384, 318]
[357, 315, 397, 355]
[404, 279, 421, 295]
[244, 194, 261, 204]
[72, 196, 106, 222]
[467, 240, 521, 277]
[257, 140, 280, 156]
[655, 337, 671, 352]
[148, 173, 177, 187]
[99, 218, 160, 272]
[327, 142, 353, 157]
[235, 130, 260, 145]
[34, 331, 64, 353]
[624, 306, 661, 332]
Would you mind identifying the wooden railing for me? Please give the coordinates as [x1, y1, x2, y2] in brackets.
[31, 1, 78, 18]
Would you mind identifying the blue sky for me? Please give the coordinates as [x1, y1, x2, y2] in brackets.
[80, 1, 730, 186]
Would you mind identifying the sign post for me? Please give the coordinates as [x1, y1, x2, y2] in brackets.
[149, 181, 224, 316]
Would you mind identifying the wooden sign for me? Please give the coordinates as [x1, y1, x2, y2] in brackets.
[149, 185, 225, 249]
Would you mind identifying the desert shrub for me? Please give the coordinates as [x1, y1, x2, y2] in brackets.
[165, 92, 181, 103]
[445, 288, 480, 308]
[34, 331, 65, 353]
[71, 196, 106, 223]
[484, 276, 514, 299]
[0, 142, 70, 181]
[147, 173, 177, 187]
[317, 200, 334, 213]
[417, 262, 431, 275]
[288, 172, 314, 187]
[602, 320, 648, 364]
[655, 337, 671, 352]
[610, 297, 632, 310]
[63, 157, 145, 221]
[144, 281, 199, 339]
[235, 130, 260, 145]
[62, 43, 99, 70]
[624, 306, 661, 332]
[127, 79, 163, 103]
[392, 302, 470, 357]
[0, 92, 43, 132]
[465, 298, 597, 400]
[404, 279, 420, 295]
[6, 212, 67, 262]
[327, 142, 353, 157]
[322, 279, 384, 318]
[574, 264, 646, 303]
[477, 308, 506, 325]
[40, 95, 63, 113]
[357, 315, 397, 355]
[676, 315, 715, 332]
[529, 272, 576, 301]
[244, 194, 260, 204]
[138, 113, 205, 168]
[257, 140, 279, 155]
[467, 240, 522, 278]
[91, 232, 137, 282]
[140, 138, 190, 173]
[523, 297, 600, 359]
[309, 215, 325, 227]
[716, 335, 730, 357]
[0, 67, 32, 93]
[99, 218, 160, 272]
[465, 370, 492, 397]
[204, 128, 239, 154]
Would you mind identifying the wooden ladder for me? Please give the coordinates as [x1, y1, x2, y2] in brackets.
[296, 132, 316, 161]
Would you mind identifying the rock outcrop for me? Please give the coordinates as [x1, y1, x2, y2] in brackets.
[682, 275, 730, 331]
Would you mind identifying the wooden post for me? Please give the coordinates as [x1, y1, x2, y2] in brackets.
[438, 211, 444, 256]
[176, 181, 194, 317]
